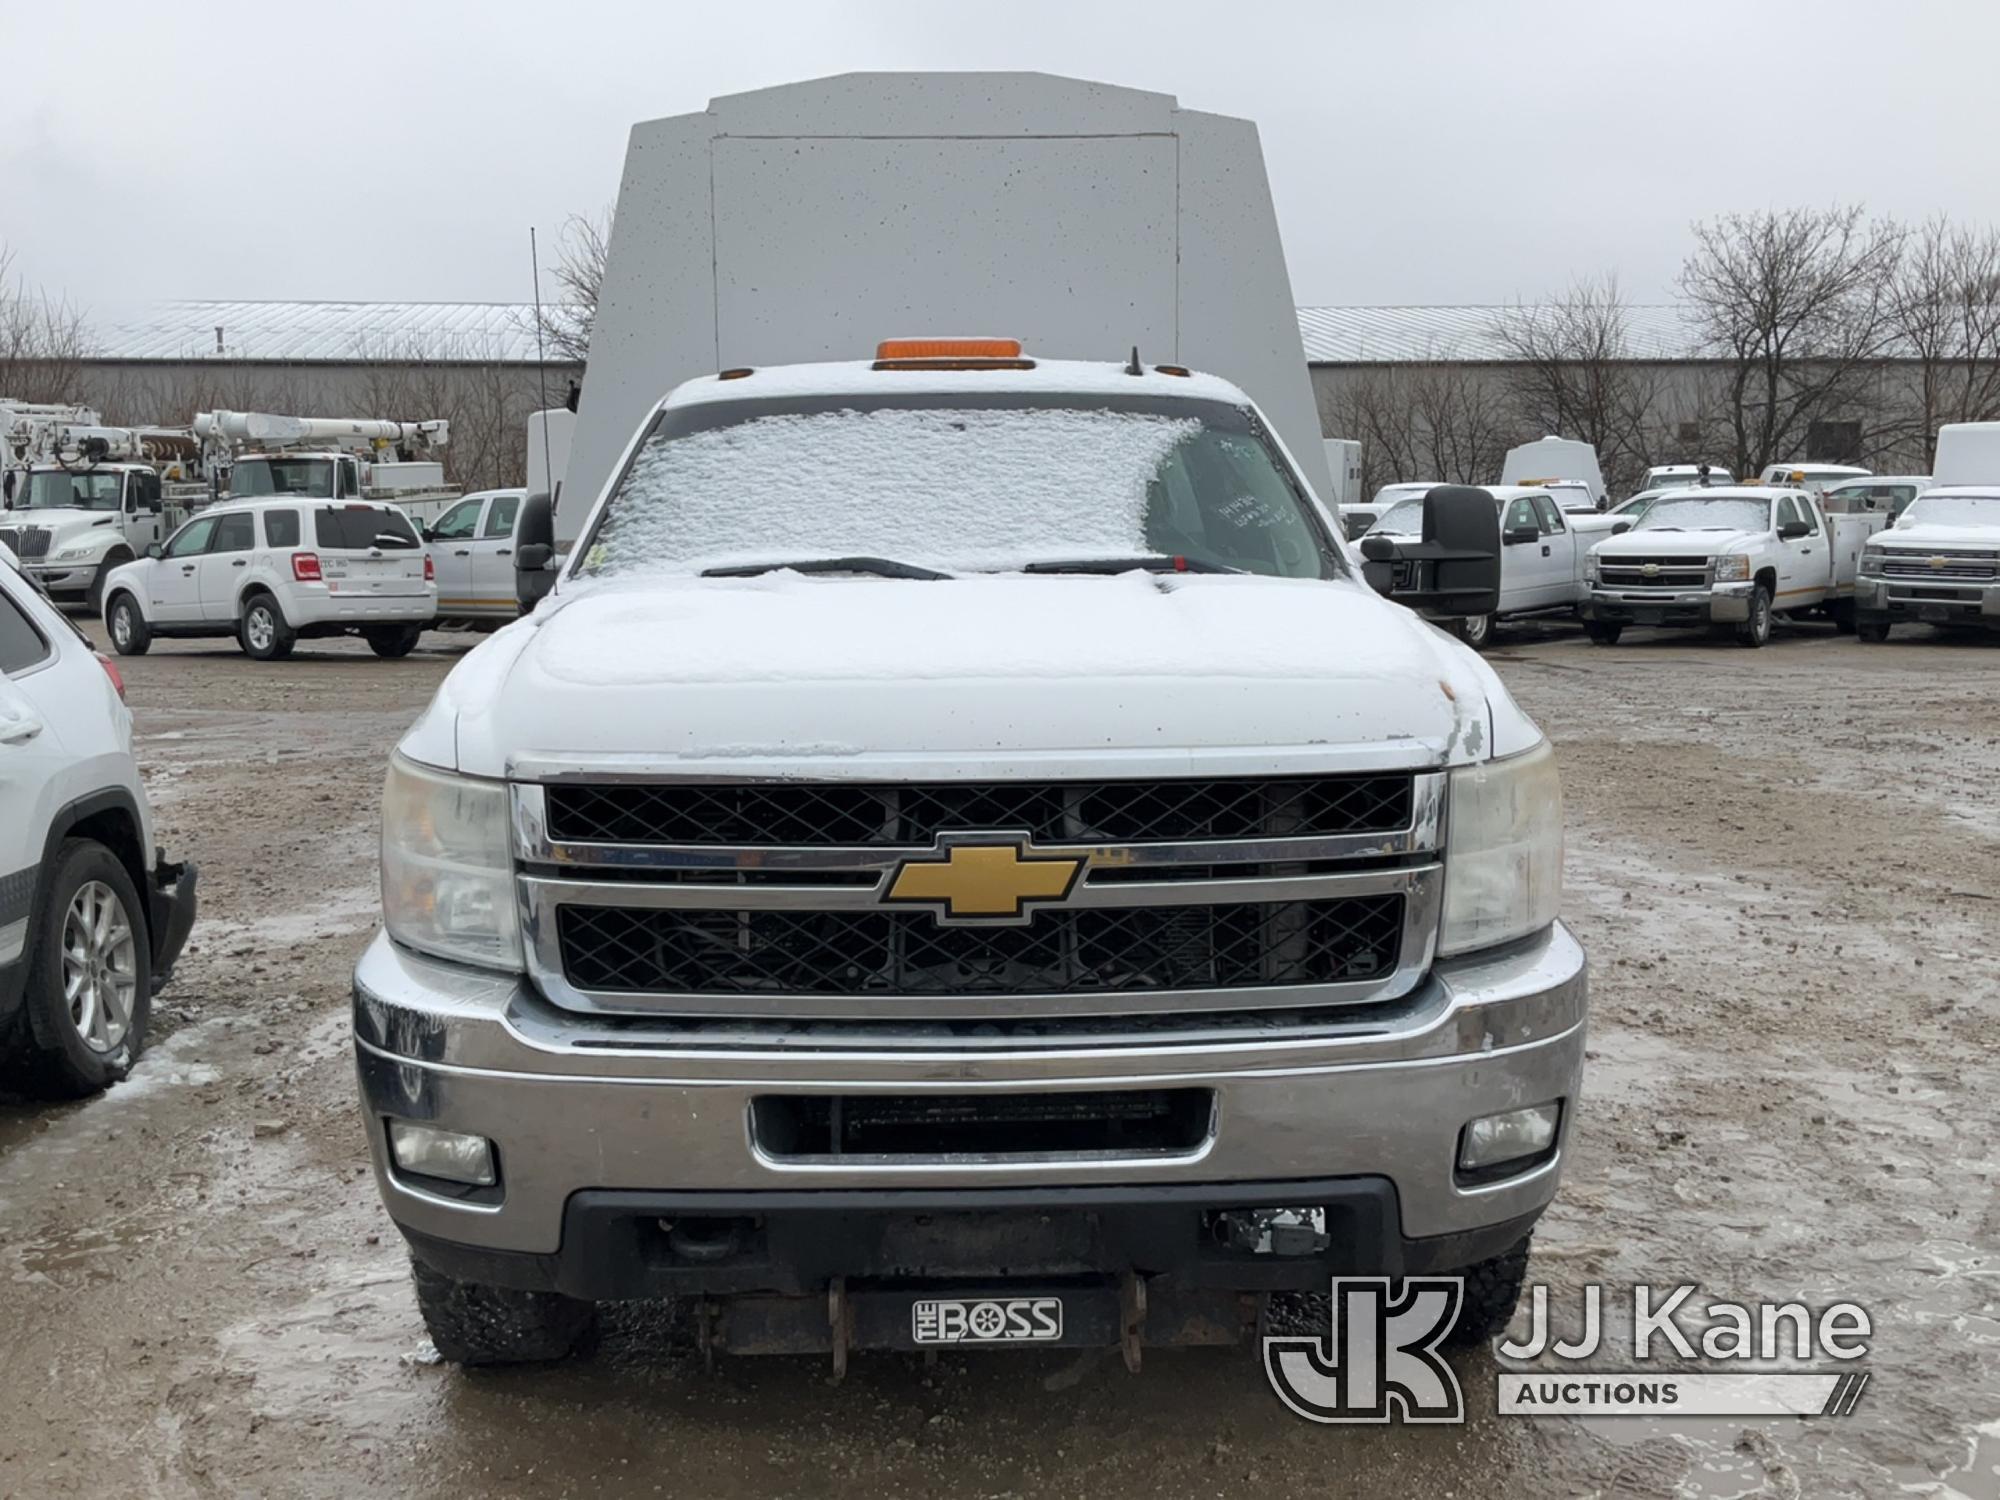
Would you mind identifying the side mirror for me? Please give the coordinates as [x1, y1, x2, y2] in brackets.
[1358, 485, 1501, 617]
[1777, 521, 1811, 540]
[145, 543, 163, 560]
[1502, 523, 1541, 546]
[421, 526, 435, 542]
[517, 542, 553, 572]
[1611, 521, 1632, 536]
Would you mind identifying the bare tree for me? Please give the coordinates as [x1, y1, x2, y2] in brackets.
[1885, 215, 2000, 466]
[527, 210, 610, 366]
[1678, 205, 1905, 476]
[1488, 273, 1672, 494]
[0, 244, 97, 404]
[1330, 361, 1523, 496]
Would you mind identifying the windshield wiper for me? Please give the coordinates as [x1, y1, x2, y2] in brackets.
[701, 555, 951, 581]
[1021, 554, 1240, 575]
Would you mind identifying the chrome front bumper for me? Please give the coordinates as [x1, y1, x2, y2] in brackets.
[1582, 581, 1750, 624]
[353, 922, 1588, 1259]
[1855, 575, 2000, 620]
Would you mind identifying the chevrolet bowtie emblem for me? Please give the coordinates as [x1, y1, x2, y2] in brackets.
[1929, 556, 1947, 570]
[884, 839, 1084, 924]
[1641, 562, 1661, 577]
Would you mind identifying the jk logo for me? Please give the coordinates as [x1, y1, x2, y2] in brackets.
[1263, 1278, 1465, 1424]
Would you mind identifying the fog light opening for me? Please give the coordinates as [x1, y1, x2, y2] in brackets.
[388, 1120, 498, 1187]
[1457, 1102, 1563, 1185]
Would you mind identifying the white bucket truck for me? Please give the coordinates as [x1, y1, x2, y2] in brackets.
[195, 410, 461, 527]
[354, 75, 1584, 1371]
[0, 421, 203, 609]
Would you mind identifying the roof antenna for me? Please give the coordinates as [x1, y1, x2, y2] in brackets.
[1124, 345, 1143, 376]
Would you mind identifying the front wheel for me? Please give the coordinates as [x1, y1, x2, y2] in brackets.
[0, 838, 152, 1098]
[1442, 1236, 1533, 1348]
[107, 593, 151, 656]
[1583, 621, 1622, 646]
[1856, 620, 1891, 643]
[410, 1258, 596, 1366]
[364, 624, 424, 659]
[1735, 585, 1773, 648]
[1449, 613, 1494, 651]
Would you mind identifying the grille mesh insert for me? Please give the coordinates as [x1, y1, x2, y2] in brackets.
[544, 776, 1413, 848]
[557, 895, 1404, 998]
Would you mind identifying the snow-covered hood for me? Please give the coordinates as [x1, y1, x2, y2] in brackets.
[406, 573, 1542, 779]
[1594, 529, 1763, 558]
[1874, 523, 2000, 550]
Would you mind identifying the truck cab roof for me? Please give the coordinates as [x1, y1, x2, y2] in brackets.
[655, 353, 1254, 414]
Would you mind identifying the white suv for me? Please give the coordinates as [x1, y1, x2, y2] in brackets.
[100, 498, 437, 661]
[1, 553, 196, 1095]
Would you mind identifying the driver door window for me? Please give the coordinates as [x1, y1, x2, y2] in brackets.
[429, 499, 483, 541]
[163, 516, 216, 559]
[1503, 497, 1539, 535]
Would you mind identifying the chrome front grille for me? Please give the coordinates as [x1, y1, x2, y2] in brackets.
[1878, 551, 2000, 582]
[1598, 555, 1710, 588]
[514, 771, 1444, 1021]
[0, 526, 51, 559]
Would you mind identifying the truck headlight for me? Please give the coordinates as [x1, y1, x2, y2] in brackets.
[1582, 554, 1598, 584]
[1713, 554, 1750, 582]
[1440, 739, 1563, 957]
[1857, 547, 1885, 577]
[54, 545, 97, 562]
[380, 753, 522, 970]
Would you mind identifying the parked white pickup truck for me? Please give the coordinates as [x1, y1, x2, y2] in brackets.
[1853, 487, 2000, 639]
[0, 464, 169, 610]
[1366, 484, 1588, 648]
[1581, 486, 1884, 646]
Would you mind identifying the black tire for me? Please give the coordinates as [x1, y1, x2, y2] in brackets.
[364, 624, 425, 658]
[1583, 621, 1622, 645]
[86, 549, 130, 615]
[0, 838, 152, 1099]
[106, 593, 151, 656]
[1448, 613, 1494, 651]
[238, 592, 295, 661]
[1735, 584, 1773, 648]
[410, 1258, 596, 1366]
[1441, 1235, 1533, 1349]
[1856, 620, 1891, 643]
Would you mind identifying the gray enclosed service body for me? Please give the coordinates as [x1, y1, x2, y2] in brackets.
[557, 72, 1331, 543]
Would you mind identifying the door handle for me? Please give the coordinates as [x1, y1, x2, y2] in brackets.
[454, 548, 471, 557]
[1541, 545, 1551, 557]
[232, 558, 247, 567]
[0, 717, 43, 745]
[496, 548, 512, 557]
[180, 565, 196, 573]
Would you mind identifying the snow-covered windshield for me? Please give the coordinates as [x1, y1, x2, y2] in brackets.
[1897, 493, 2000, 528]
[23, 470, 121, 511]
[1634, 497, 1771, 533]
[1368, 498, 1425, 535]
[575, 392, 1339, 581]
[231, 458, 334, 499]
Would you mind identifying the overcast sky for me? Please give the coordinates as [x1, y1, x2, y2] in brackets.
[7, 0, 1998, 314]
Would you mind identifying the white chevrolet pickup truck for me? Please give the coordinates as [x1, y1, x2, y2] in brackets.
[352, 346, 1586, 1368]
[1854, 487, 2000, 640]
[1580, 485, 1883, 646]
